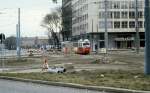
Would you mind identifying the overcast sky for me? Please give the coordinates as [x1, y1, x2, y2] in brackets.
[0, 0, 61, 37]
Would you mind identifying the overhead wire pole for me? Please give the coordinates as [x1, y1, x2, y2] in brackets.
[16, 8, 21, 59]
[92, 19, 94, 52]
[92, 1, 108, 54]
[1, 34, 4, 69]
[96, 24, 99, 54]
[135, 0, 140, 54]
[145, 0, 150, 75]
[104, 0, 108, 54]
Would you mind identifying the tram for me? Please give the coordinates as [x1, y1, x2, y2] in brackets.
[61, 39, 91, 55]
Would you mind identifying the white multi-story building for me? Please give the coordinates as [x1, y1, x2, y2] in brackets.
[72, 0, 145, 50]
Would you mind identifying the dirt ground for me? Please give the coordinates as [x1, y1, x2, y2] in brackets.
[46, 50, 144, 72]
[1, 50, 144, 73]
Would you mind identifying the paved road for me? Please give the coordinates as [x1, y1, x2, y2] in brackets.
[0, 79, 108, 93]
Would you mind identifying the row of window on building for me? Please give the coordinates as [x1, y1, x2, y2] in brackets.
[99, 0, 144, 9]
[73, 11, 143, 25]
[72, 23, 88, 34]
[72, 0, 88, 9]
[72, 4, 88, 18]
[99, 21, 143, 29]
[72, 14, 88, 25]
[99, 11, 143, 19]
[73, 20, 143, 34]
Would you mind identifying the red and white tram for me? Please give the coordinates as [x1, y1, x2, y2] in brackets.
[73, 39, 90, 55]
[61, 39, 91, 55]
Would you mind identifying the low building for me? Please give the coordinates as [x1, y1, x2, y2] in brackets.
[21, 37, 49, 49]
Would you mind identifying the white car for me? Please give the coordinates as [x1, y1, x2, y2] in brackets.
[47, 67, 66, 73]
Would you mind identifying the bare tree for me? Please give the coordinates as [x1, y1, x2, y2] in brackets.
[41, 7, 62, 49]
[52, 0, 58, 3]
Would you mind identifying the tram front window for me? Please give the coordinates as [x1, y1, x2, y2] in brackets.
[83, 43, 90, 46]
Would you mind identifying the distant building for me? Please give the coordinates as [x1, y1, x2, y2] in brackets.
[21, 37, 48, 49]
[37, 37, 49, 48]
[21, 37, 35, 48]
[0, 44, 5, 51]
[70, 0, 145, 50]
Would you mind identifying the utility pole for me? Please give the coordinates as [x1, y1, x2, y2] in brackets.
[135, 0, 140, 54]
[16, 8, 21, 59]
[96, 24, 99, 54]
[92, 19, 94, 52]
[1, 34, 4, 69]
[104, 0, 108, 54]
[145, 0, 150, 75]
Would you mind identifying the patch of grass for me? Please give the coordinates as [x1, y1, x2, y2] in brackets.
[0, 70, 150, 91]
[3, 58, 38, 67]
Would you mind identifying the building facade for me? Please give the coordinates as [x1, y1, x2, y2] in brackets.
[71, 0, 145, 50]
[62, 0, 72, 41]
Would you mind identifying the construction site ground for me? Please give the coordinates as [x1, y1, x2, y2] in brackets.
[0, 50, 144, 73]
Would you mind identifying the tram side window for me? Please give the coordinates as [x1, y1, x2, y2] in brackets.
[73, 43, 78, 47]
[78, 43, 83, 48]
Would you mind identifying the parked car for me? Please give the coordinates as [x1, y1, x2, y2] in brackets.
[47, 67, 66, 73]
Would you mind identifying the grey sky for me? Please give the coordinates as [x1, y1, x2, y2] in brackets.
[0, 0, 61, 37]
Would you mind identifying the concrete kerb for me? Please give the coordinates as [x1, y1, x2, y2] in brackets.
[0, 76, 149, 93]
